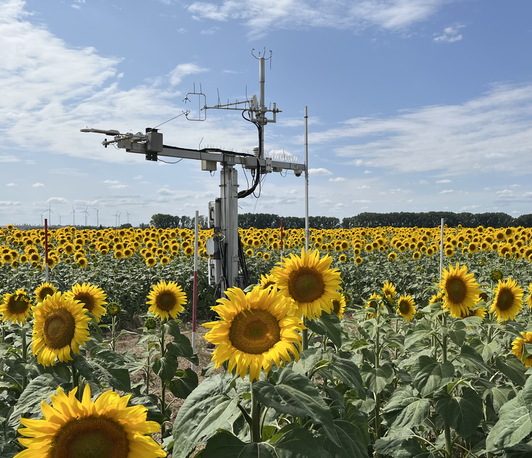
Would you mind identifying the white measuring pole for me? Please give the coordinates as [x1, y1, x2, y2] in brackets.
[304, 106, 309, 252]
[191, 210, 199, 371]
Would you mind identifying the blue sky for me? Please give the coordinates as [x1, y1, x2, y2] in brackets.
[1, 0, 531, 227]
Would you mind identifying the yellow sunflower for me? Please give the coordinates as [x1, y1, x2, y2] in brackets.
[526, 283, 532, 308]
[15, 384, 165, 458]
[32, 292, 91, 367]
[489, 278, 524, 321]
[429, 291, 444, 305]
[259, 273, 277, 292]
[512, 332, 532, 368]
[34, 282, 57, 304]
[331, 293, 346, 319]
[438, 263, 482, 318]
[354, 256, 363, 265]
[204, 286, 304, 381]
[65, 282, 108, 322]
[366, 292, 382, 319]
[0, 289, 32, 325]
[397, 295, 416, 322]
[272, 248, 342, 320]
[146, 280, 187, 321]
[382, 281, 397, 305]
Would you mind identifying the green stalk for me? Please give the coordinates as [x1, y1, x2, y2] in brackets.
[302, 319, 308, 350]
[146, 351, 151, 396]
[441, 314, 452, 458]
[21, 327, 28, 390]
[250, 380, 262, 442]
[111, 315, 117, 352]
[374, 315, 381, 456]
[160, 323, 167, 438]
[71, 364, 81, 400]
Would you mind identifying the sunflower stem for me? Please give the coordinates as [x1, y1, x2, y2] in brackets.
[71, 364, 80, 399]
[21, 326, 28, 390]
[250, 380, 262, 442]
[160, 323, 167, 439]
[111, 315, 117, 353]
[441, 313, 453, 458]
[374, 315, 382, 457]
[302, 326, 308, 351]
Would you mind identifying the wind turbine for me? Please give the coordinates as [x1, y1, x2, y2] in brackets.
[92, 207, 100, 227]
[115, 211, 121, 228]
[71, 206, 76, 226]
[81, 206, 90, 227]
[42, 203, 53, 226]
[126, 210, 130, 225]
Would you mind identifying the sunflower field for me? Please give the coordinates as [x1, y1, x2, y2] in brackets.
[2, 223, 532, 457]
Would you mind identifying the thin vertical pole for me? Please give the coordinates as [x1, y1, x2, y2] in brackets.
[439, 218, 444, 277]
[44, 219, 49, 282]
[304, 106, 309, 252]
[192, 210, 199, 371]
[280, 218, 284, 259]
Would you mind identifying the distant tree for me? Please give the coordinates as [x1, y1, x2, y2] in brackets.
[150, 214, 179, 229]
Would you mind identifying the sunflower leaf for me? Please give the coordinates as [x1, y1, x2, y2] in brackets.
[486, 394, 532, 452]
[166, 334, 199, 365]
[307, 312, 342, 348]
[203, 427, 328, 458]
[253, 369, 340, 447]
[321, 420, 370, 458]
[495, 356, 526, 387]
[172, 375, 242, 458]
[167, 368, 199, 398]
[412, 356, 454, 397]
[360, 363, 394, 395]
[434, 387, 483, 438]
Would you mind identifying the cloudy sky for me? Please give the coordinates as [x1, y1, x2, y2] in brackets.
[1, 0, 531, 227]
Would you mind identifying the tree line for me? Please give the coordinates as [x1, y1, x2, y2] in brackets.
[149, 211, 532, 229]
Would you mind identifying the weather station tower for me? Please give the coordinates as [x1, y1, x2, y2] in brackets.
[81, 50, 305, 300]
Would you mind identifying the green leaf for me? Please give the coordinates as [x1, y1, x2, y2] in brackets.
[391, 398, 431, 429]
[166, 334, 199, 365]
[203, 428, 325, 458]
[458, 345, 491, 374]
[290, 348, 324, 376]
[164, 319, 183, 340]
[449, 320, 467, 348]
[322, 420, 370, 458]
[503, 443, 532, 457]
[167, 368, 199, 398]
[412, 356, 454, 397]
[404, 324, 432, 348]
[253, 369, 340, 447]
[9, 374, 57, 427]
[322, 355, 365, 400]
[360, 363, 394, 395]
[374, 428, 414, 455]
[307, 312, 342, 348]
[172, 375, 242, 458]
[486, 394, 532, 452]
[496, 356, 526, 387]
[434, 387, 483, 438]
[156, 353, 179, 382]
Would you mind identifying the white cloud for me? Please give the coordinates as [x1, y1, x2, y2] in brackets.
[169, 63, 209, 86]
[311, 83, 532, 176]
[358, 185, 370, 189]
[0, 155, 21, 163]
[133, 175, 143, 180]
[0, 201, 21, 206]
[6, 183, 16, 186]
[328, 177, 346, 182]
[187, 0, 459, 38]
[434, 25, 464, 43]
[32, 182, 44, 187]
[461, 205, 479, 211]
[437, 179, 451, 183]
[353, 199, 371, 203]
[200, 26, 220, 35]
[419, 180, 428, 184]
[103, 180, 121, 185]
[268, 149, 299, 162]
[110, 184, 129, 189]
[47, 197, 68, 203]
[440, 189, 454, 194]
[496, 189, 513, 196]
[364, 170, 372, 174]
[309, 168, 332, 176]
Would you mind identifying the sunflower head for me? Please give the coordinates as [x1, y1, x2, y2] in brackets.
[204, 286, 304, 381]
[271, 248, 342, 320]
[17, 384, 166, 458]
[490, 269, 504, 282]
[0, 289, 32, 324]
[331, 293, 346, 319]
[146, 280, 187, 321]
[35, 282, 57, 303]
[106, 302, 121, 317]
[32, 292, 91, 367]
[489, 278, 523, 322]
[382, 281, 397, 305]
[397, 295, 416, 322]
[438, 263, 482, 318]
[512, 332, 532, 368]
[65, 282, 107, 322]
